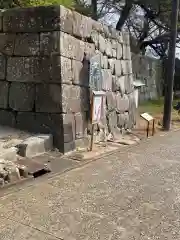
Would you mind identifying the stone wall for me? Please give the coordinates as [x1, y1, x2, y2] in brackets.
[132, 54, 163, 103]
[0, 5, 135, 153]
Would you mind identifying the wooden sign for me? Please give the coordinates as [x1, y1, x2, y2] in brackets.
[90, 91, 105, 151]
[141, 113, 154, 122]
[91, 91, 105, 124]
[89, 55, 102, 91]
[140, 112, 155, 138]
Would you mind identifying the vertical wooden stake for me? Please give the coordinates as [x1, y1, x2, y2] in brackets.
[152, 119, 155, 136]
[90, 124, 95, 151]
[147, 121, 150, 138]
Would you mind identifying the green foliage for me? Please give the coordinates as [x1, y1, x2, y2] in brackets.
[74, 1, 93, 17]
[22, 0, 74, 7]
[0, 0, 74, 8]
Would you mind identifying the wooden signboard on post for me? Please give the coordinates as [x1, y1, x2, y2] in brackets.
[89, 54, 105, 151]
[90, 91, 105, 151]
[140, 112, 155, 138]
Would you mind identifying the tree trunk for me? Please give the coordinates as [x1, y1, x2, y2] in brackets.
[92, 0, 98, 20]
[116, 0, 133, 31]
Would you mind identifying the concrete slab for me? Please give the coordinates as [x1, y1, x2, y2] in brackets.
[15, 158, 50, 176]
[30, 152, 80, 175]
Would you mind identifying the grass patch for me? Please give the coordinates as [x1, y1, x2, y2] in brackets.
[139, 98, 164, 115]
[139, 98, 180, 116]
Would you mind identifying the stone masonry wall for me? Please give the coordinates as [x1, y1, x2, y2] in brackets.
[132, 54, 163, 103]
[0, 5, 135, 153]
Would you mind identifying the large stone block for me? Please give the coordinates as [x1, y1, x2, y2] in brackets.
[60, 32, 84, 61]
[8, 56, 74, 84]
[108, 26, 117, 39]
[60, 56, 73, 83]
[108, 59, 115, 74]
[118, 76, 126, 95]
[117, 113, 125, 128]
[106, 92, 116, 111]
[121, 60, 127, 75]
[62, 113, 75, 142]
[40, 32, 59, 56]
[62, 84, 89, 113]
[59, 5, 73, 34]
[99, 34, 106, 53]
[0, 110, 16, 127]
[102, 69, 112, 91]
[35, 113, 75, 153]
[117, 43, 123, 59]
[101, 55, 108, 69]
[112, 49, 117, 59]
[126, 45, 131, 60]
[0, 81, 9, 109]
[34, 113, 66, 152]
[72, 11, 92, 39]
[116, 94, 129, 113]
[122, 32, 130, 45]
[72, 60, 89, 87]
[105, 40, 113, 57]
[113, 76, 122, 93]
[91, 19, 104, 33]
[114, 60, 122, 77]
[111, 39, 117, 58]
[63, 141, 75, 153]
[107, 111, 117, 135]
[50, 56, 72, 84]
[90, 31, 99, 49]
[0, 33, 15, 55]
[16, 112, 36, 132]
[112, 76, 118, 92]
[117, 32, 123, 44]
[125, 75, 134, 94]
[41, 31, 85, 59]
[9, 82, 35, 111]
[124, 112, 130, 130]
[128, 109, 135, 129]
[3, 5, 73, 33]
[84, 42, 95, 60]
[127, 60, 133, 74]
[7, 57, 51, 83]
[35, 113, 63, 134]
[75, 112, 87, 139]
[14, 33, 39, 56]
[123, 45, 128, 60]
[0, 56, 6, 80]
[36, 84, 62, 113]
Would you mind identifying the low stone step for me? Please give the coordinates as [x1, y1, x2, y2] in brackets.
[16, 134, 53, 158]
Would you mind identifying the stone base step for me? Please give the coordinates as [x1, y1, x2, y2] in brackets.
[16, 134, 53, 158]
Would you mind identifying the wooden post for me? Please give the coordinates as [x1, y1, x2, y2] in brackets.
[147, 121, 150, 138]
[152, 119, 155, 136]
